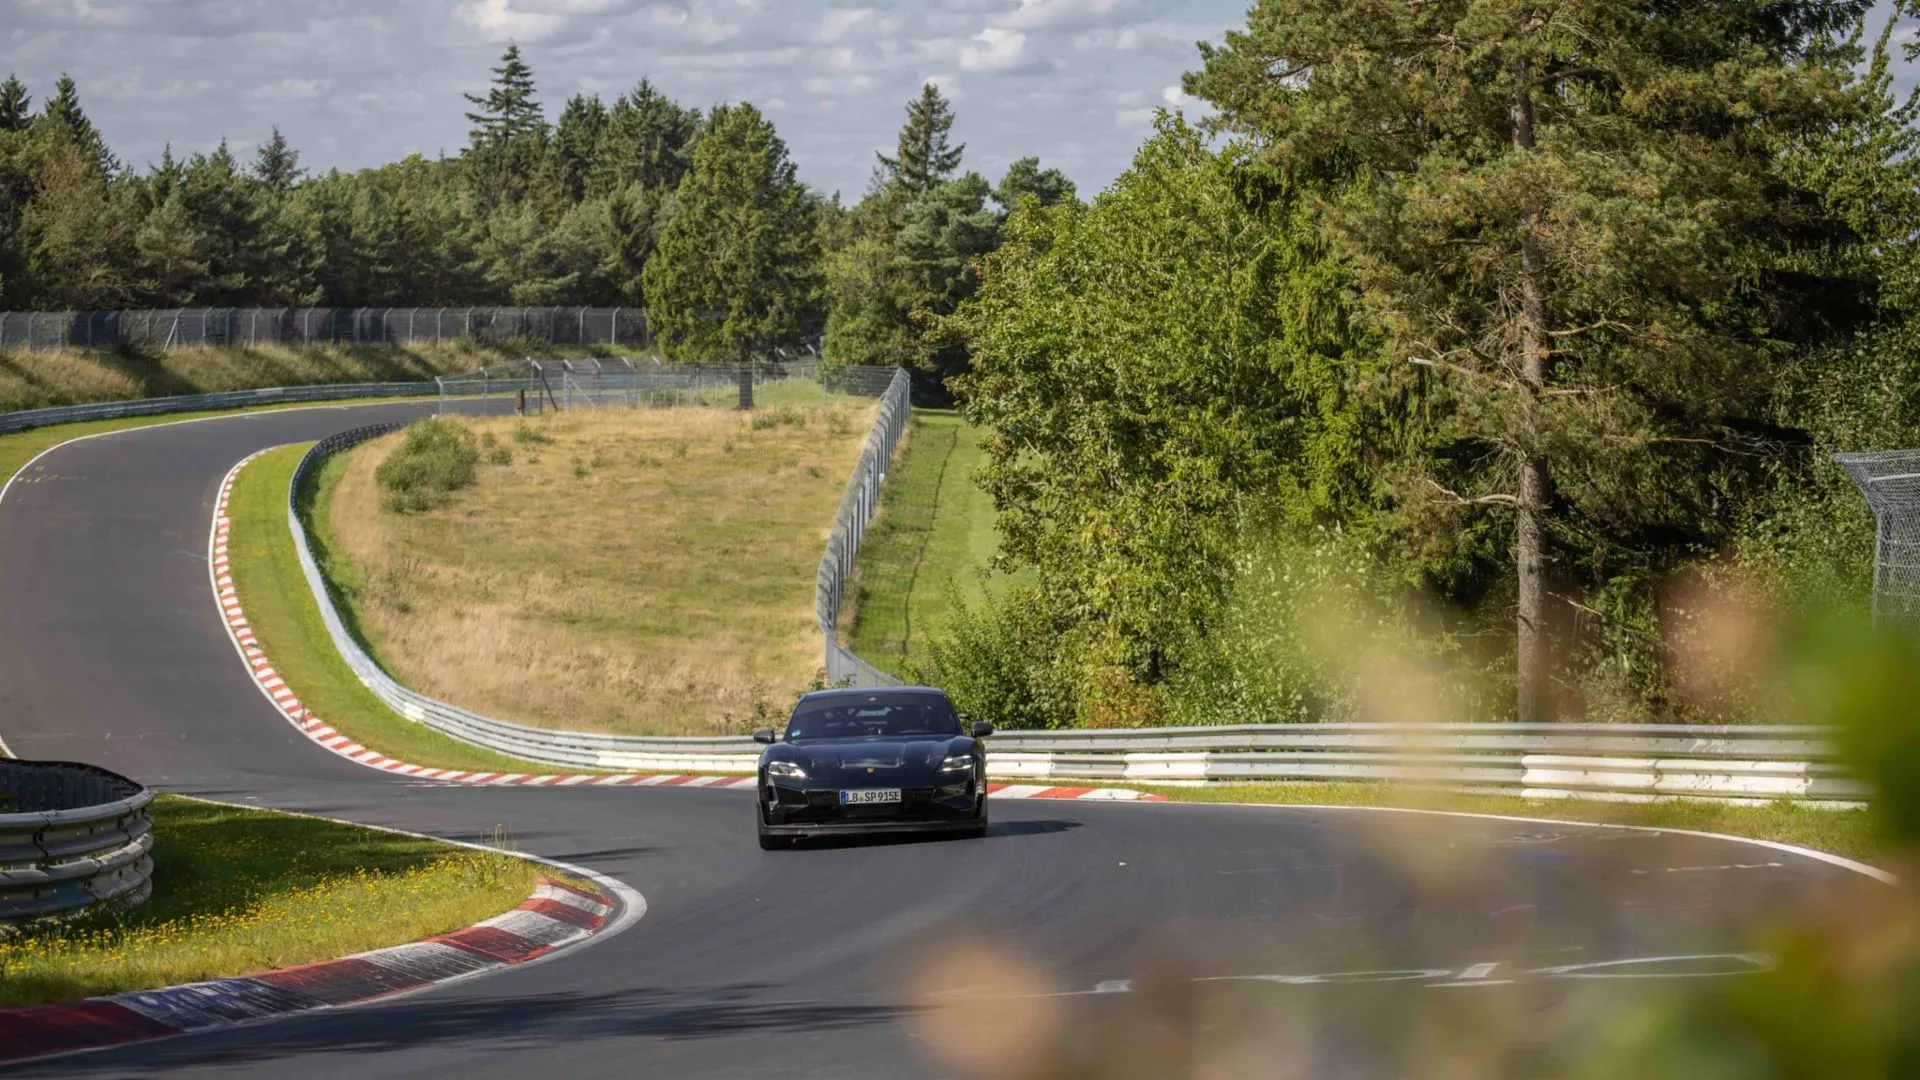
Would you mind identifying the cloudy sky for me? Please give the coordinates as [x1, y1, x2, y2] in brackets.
[5, 1, 1915, 204]
[3, 0, 1248, 201]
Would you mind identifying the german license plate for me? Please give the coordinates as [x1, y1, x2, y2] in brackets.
[840, 788, 902, 806]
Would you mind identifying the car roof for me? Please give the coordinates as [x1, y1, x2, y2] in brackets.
[796, 685, 949, 703]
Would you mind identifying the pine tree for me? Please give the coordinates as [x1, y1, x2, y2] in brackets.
[1186, 0, 1876, 723]
[464, 44, 546, 145]
[252, 127, 302, 193]
[0, 75, 31, 133]
[38, 74, 116, 173]
[993, 157, 1075, 213]
[592, 79, 701, 196]
[463, 44, 548, 205]
[643, 103, 822, 366]
[550, 94, 608, 202]
[876, 83, 964, 198]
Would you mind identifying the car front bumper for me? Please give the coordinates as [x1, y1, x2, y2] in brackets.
[761, 778, 982, 834]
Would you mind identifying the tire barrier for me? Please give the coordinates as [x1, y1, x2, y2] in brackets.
[0, 761, 155, 923]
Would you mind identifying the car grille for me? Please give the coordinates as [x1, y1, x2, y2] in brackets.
[770, 787, 959, 824]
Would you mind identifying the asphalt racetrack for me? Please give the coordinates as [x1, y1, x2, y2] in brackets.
[0, 401, 1869, 1077]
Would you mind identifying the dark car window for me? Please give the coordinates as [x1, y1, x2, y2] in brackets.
[786, 696, 961, 740]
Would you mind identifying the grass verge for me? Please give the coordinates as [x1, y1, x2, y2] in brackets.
[844, 410, 1024, 673]
[324, 402, 874, 736]
[229, 444, 552, 773]
[1128, 781, 1888, 864]
[0, 795, 543, 1007]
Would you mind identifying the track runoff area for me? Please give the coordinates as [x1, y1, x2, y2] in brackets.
[0, 399, 1882, 1078]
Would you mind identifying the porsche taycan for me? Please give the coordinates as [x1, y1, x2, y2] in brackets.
[754, 686, 992, 849]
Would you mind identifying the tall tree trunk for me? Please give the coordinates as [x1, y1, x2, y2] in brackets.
[1512, 60, 1553, 723]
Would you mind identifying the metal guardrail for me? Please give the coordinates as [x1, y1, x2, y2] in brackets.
[1, 761, 155, 922]
[0, 382, 435, 436]
[282, 402, 1861, 805]
[981, 724, 1863, 803]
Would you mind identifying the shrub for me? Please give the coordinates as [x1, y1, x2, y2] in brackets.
[750, 405, 809, 431]
[906, 585, 1079, 730]
[513, 422, 553, 446]
[375, 419, 480, 514]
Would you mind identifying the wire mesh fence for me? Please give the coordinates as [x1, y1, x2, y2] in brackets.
[437, 357, 908, 687]
[435, 358, 898, 415]
[817, 368, 913, 688]
[1836, 450, 1920, 623]
[0, 307, 652, 351]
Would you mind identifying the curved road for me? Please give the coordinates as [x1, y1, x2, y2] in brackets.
[0, 402, 1866, 1077]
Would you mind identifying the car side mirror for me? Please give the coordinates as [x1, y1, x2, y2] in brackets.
[971, 721, 994, 739]
[752, 727, 776, 745]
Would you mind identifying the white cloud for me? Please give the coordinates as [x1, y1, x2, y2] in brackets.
[816, 7, 870, 42]
[998, 0, 1138, 33]
[803, 73, 879, 94]
[4, 0, 1277, 203]
[256, 78, 328, 101]
[924, 73, 963, 101]
[960, 27, 1027, 72]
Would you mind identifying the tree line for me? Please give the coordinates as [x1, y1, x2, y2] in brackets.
[923, 1, 1920, 728]
[0, 48, 1070, 369]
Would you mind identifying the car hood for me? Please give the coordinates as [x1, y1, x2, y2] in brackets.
[764, 736, 973, 784]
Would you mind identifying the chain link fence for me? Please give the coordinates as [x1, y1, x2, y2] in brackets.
[817, 368, 913, 688]
[1836, 450, 1920, 623]
[436, 358, 898, 414]
[0, 307, 652, 351]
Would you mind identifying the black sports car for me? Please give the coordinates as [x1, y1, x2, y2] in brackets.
[754, 686, 992, 849]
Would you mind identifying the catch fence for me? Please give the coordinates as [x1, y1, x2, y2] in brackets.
[436, 358, 897, 414]
[817, 367, 912, 688]
[0, 307, 651, 351]
[1836, 450, 1920, 623]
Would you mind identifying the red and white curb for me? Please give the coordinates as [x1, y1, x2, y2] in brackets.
[0, 877, 616, 1066]
[210, 451, 1162, 803]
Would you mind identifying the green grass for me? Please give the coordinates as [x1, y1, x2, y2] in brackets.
[0, 795, 543, 1007]
[229, 444, 554, 773]
[1126, 781, 1888, 864]
[845, 411, 1024, 673]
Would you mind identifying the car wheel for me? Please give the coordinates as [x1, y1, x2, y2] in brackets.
[963, 795, 989, 839]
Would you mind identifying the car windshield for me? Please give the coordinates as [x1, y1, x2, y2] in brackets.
[785, 695, 960, 740]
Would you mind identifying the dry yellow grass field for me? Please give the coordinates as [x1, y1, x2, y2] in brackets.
[323, 402, 875, 735]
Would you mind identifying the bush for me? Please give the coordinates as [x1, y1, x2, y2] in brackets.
[906, 585, 1079, 730]
[375, 419, 480, 514]
[750, 405, 809, 431]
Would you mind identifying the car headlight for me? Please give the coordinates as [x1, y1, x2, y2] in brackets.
[766, 760, 807, 779]
[937, 754, 974, 773]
